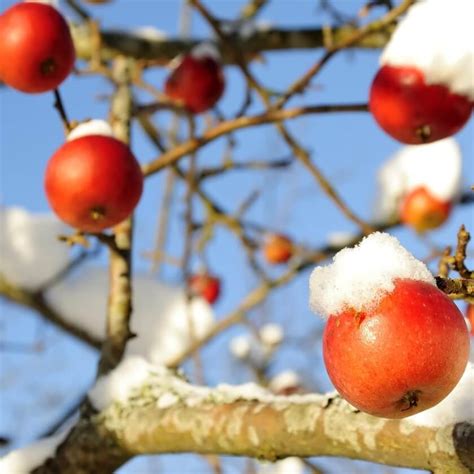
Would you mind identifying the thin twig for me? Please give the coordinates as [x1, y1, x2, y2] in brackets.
[53, 89, 72, 133]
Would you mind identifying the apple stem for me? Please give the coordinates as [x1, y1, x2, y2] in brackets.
[416, 124, 431, 142]
[400, 390, 420, 412]
[90, 206, 106, 221]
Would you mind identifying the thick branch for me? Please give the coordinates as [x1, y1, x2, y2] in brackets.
[32, 372, 473, 473]
[97, 57, 135, 374]
[70, 23, 396, 65]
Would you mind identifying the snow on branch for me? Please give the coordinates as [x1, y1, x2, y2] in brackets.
[22, 356, 474, 473]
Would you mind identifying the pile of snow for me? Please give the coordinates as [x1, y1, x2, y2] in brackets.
[259, 457, 305, 474]
[309, 232, 435, 318]
[88, 355, 330, 411]
[374, 138, 462, 221]
[107, 27, 167, 42]
[259, 323, 283, 347]
[67, 119, 113, 142]
[89, 356, 161, 410]
[229, 324, 283, 364]
[229, 335, 252, 359]
[381, 0, 474, 99]
[46, 266, 215, 365]
[0, 426, 70, 473]
[239, 20, 273, 39]
[269, 370, 300, 394]
[0, 207, 70, 290]
[190, 42, 221, 61]
[130, 27, 167, 41]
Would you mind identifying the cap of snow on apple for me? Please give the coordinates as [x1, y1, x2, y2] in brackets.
[309, 232, 469, 418]
[67, 119, 114, 141]
[370, 0, 473, 144]
[374, 138, 462, 231]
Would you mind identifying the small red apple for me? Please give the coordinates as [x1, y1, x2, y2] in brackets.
[263, 233, 293, 264]
[188, 273, 221, 304]
[0, 2, 75, 93]
[45, 135, 143, 232]
[400, 186, 452, 233]
[466, 304, 474, 336]
[164, 53, 225, 114]
[323, 278, 469, 418]
[369, 65, 472, 144]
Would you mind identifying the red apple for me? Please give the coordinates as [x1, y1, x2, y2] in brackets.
[323, 278, 469, 418]
[400, 186, 452, 233]
[45, 135, 143, 232]
[188, 273, 221, 304]
[263, 233, 293, 264]
[0, 2, 75, 93]
[369, 65, 472, 144]
[466, 304, 474, 336]
[164, 53, 225, 114]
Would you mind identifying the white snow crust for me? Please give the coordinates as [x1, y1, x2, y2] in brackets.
[309, 232, 435, 318]
[67, 119, 113, 141]
[0, 428, 69, 474]
[269, 370, 300, 393]
[381, 0, 474, 99]
[190, 42, 221, 61]
[46, 266, 215, 365]
[0, 207, 70, 290]
[229, 335, 251, 359]
[259, 323, 283, 347]
[259, 457, 305, 474]
[89, 356, 158, 410]
[374, 138, 462, 222]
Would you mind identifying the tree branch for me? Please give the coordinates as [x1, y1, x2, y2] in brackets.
[69, 23, 397, 65]
[0, 274, 101, 349]
[31, 370, 473, 473]
[97, 57, 136, 374]
[141, 103, 368, 177]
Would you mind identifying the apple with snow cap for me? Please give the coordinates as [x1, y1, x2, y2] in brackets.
[400, 186, 452, 233]
[45, 125, 143, 233]
[374, 138, 461, 228]
[369, 0, 473, 144]
[309, 232, 469, 418]
[164, 43, 225, 114]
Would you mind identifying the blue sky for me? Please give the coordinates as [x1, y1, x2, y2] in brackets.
[0, 1, 473, 473]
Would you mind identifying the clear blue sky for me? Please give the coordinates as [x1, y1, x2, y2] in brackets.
[0, 1, 473, 472]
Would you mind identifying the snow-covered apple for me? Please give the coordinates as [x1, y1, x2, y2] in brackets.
[370, 0, 473, 144]
[188, 272, 221, 304]
[0, 2, 75, 93]
[263, 233, 293, 264]
[374, 139, 461, 226]
[369, 65, 472, 144]
[310, 232, 469, 418]
[164, 45, 225, 114]
[45, 135, 143, 232]
[400, 186, 452, 233]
